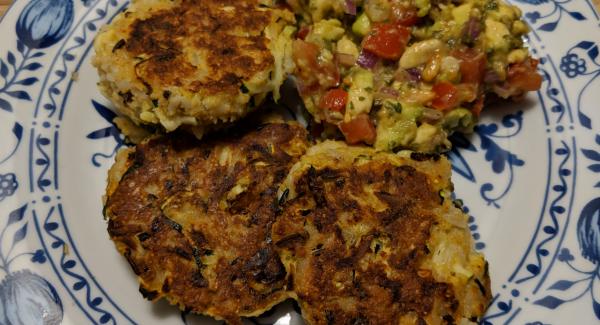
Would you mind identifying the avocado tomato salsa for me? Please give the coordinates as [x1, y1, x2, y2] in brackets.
[289, 0, 542, 152]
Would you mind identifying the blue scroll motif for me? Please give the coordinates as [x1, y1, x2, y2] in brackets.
[449, 111, 526, 208]
[515, 0, 587, 32]
[87, 100, 125, 167]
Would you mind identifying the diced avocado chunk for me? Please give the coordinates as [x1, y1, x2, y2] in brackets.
[352, 12, 371, 37]
[484, 18, 511, 52]
[442, 108, 475, 133]
[308, 0, 345, 22]
[352, 68, 374, 91]
[307, 19, 345, 42]
[452, 3, 472, 27]
[346, 68, 374, 117]
[490, 58, 507, 81]
[488, 2, 520, 23]
[413, 123, 442, 150]
[374, 101, 429, 151]
[511, 20, 529, 35]
[438, 56, 461, 83]
[375, 102, 450, 152]
[400, 104, 424, 121]
[336, 36, 359, 60]
[507, 48, 528, 64]
[375, 104, 418, 151]
[415, 0, 431, 17]
[320, 48, 335, 62]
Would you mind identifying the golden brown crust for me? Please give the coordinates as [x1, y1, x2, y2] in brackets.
[274, 163, 451, 324]
[272, 142, 491, 325]
[103, 123, 310, 324]
[104, 137, 490, 324]
[122, 0, 273, 95]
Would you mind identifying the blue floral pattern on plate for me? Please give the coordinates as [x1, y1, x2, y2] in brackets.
[0, 204, 62, 325]
[0, 0, 599, 324]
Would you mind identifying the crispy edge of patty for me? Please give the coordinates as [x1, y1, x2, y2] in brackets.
[272, 141, 491, 325]
[103, 123, 310, 324]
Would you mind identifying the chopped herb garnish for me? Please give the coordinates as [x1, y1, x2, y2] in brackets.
[385, 101, 402, 113]
[485, 0, 498, 11]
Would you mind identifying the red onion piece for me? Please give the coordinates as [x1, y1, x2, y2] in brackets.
[483, 70, 501, 84]
[463, 17, 481, 42]
[357, 50, 379, 69]
[406, 68, 422, 81]
[364, 0, 390, 22]
[344, 0, 357, 15]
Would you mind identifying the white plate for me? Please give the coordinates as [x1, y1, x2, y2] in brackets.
[0, 0, 599, 324]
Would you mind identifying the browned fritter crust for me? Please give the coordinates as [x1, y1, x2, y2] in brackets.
[124, 0, 273, 95]
[93, 0, 296, 137]
[272, 142, 491, 325]
[103, 123, 310, 324]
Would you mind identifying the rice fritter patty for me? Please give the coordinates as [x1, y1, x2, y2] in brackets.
[93, 0, 295, 137]
[103, 123, 309, 324]
[272, 142, 491, 325]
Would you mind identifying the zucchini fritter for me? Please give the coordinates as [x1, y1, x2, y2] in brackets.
[273, 141, 491, 325]
[103, 127, 491, 324]
[103, 123, 309, 324]
[93, 0, 295, 138]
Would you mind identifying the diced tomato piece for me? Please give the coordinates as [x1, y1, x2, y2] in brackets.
[431, 82, 460, 111]
[292, 40, 320, 70]
[507, 58, 543, 92]
[292, 40, 340, 94]
[339, 114, 377, 145]
[362, 23, 411, 60]
[391, 4, 419, 26]
[297, 26, 310, 40]
[453, 48, 486, 84]
[320, 89, 348, 112]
